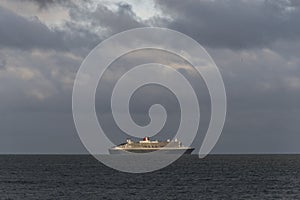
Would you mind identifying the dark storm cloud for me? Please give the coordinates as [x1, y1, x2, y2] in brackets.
[0, 58, 6, 69]
[154, 0, 300, 49]
[0, 2, 144, 52]
[206, 46, 300, 153]
[0, 1, 159, 153]
[0, 5, 98, 52]
[25, 0, 67, 9]
[0, 6, 103, 53]
[0, 1, 145, 114]
[0, 0, 300, 154]
[68, 2, 145, 35]
[0, 6, 65, 50]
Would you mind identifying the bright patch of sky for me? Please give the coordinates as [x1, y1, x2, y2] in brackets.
[102, 0, 162, 20]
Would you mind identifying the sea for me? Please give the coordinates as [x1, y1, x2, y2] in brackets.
[0, 155, 299, 199]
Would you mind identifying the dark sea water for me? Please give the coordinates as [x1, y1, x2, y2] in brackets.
[0, 155, 300, 199]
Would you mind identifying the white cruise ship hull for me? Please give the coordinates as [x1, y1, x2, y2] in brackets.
[109, 148, 194, 155]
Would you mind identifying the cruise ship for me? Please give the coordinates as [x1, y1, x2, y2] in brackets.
[109, 137, 194, 154]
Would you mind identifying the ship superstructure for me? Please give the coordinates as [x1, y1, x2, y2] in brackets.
[109, 137, 194, 154]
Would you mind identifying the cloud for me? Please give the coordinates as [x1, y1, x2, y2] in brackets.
[0, 1, 146, 53]
[0, 6, 66, 50]
[0, 0, 300, 153]
[0, 58, 6, 69]
[154, 0, 300, 49]
[67, 2, 145, 36]
[25, 0, 65, 10]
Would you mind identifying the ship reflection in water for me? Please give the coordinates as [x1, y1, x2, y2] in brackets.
[109, 137, 194, 154]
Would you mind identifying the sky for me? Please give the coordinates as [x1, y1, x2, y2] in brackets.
[0, 0, 300, 154]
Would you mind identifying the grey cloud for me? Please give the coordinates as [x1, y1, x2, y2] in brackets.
[0, 58, 6, 69]
[0, 6, 66, 50]
[0, 48, 82, 116]
[154, 0, 300, 49]
[0, 2, 145, 52]
[1, 0, 300, 154]
[24, 0, 70, 10]
[205, 47, 300, 153]
[68, 2, 145, 36]
[26, 0, 56, 9]
[0, 5, 99, 52]
[0, 5, 98, 52]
